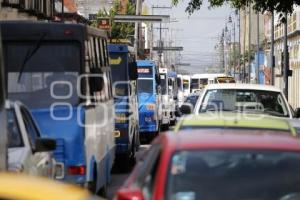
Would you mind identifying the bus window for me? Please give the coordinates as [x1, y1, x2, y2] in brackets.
[5, 41, 80, 109]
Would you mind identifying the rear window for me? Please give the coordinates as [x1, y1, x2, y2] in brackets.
[166, 149, 300, 200]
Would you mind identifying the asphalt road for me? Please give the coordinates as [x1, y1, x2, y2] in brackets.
[107, 145, 151, 199]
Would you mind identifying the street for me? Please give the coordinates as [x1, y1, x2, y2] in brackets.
[107, 145, 151, 199]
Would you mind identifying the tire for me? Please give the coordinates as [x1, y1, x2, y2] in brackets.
[97, 183, 107, 198]
[160, 123, 169, 132]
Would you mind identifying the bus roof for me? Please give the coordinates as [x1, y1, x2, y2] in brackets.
[0, 21, 107, 41]
[136, 60, 155, 66]
[191, 73, 225, 79]
[108, 44, 128, 53]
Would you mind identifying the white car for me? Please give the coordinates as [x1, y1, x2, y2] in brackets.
[6, 101, 56, 178]
[191, 84, 298, 118]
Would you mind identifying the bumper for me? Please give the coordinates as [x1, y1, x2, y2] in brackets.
[139, 123, 158, 133]
[114, 125, 131, 154]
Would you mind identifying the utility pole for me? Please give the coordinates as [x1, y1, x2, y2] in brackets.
[256, 12, 260, 84]
[271, 11, 275, 85]
[243, 10, 247, 83]
[283, 12, 289, 99]
[237, 9, 241, 82]
[233, 21, 236, 79]
[151, 5, 172, 67]
[248, 5, 252, 83]
[61, 0, 64, 22]
[134, 0, 142, 59]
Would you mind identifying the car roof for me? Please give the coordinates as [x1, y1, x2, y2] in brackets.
[161, 130, 300, 152]
[175, 113, 294, 133]
[0, 173, 93, 200]
[205, 83, 282, 92]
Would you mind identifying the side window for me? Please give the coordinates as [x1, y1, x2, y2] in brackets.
[20, 107, 40, 150]
[7, 109, 24, 148]
[99, 39, 105, 67]
[137, 144, 161, 200]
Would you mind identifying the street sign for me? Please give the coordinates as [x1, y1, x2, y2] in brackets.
[98, 18, 111, 30]
[153, 46, 183, 51]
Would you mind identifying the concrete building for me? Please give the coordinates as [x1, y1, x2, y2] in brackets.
[240, 6, 265, 55]
[74, 0, 113, 19]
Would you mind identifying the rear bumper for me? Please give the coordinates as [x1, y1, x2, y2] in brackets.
[115, 125, 131, 154]
[139, 124, 157, 133]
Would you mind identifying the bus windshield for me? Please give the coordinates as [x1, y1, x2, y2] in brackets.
[110, 53, 128, 96]
[4, 42, 81, 109]
[183, 79, 189, 90]
[160, 74, 167, 95]
[137, 79, 153, 94]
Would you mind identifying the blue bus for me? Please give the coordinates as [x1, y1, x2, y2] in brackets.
[2, 21, 115, 195]
[137, 60, 161, 143]
[108, 44, 139, 170]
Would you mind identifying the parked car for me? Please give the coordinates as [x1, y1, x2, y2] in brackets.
[6, 101, 56, 178]
[0, 173, 105, 200]
[181, 84, 298, 118]
[116, 129, 300, 200]
[174, 113, 295, 133]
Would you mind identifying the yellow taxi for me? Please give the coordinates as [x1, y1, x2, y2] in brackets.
[0, 173, 105, 200]
[174, 113, 297, 135]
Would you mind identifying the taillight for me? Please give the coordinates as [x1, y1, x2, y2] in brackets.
[68, 166, 86, 175]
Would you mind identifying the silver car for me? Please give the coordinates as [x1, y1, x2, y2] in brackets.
[6, 101, 56, 178]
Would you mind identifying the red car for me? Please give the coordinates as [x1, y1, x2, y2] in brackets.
[116, 129, 300, 200]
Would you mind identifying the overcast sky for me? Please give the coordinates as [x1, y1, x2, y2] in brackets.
[144, 0, 233, 73]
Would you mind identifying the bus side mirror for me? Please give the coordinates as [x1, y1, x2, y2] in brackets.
[180, 104, 193, 115]
[155, 74, 160, 85]
[129, 61, 138, 80]
[295, 108, 300, 118]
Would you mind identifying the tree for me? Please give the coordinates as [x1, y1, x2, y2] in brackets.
[93, 0, 135, 40]
[172, 0, 300, 15]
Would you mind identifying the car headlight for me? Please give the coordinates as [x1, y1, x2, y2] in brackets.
[146, 104, 156, 110]
[115, 113, 127, 123]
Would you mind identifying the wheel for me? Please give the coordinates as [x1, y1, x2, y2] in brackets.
[97, 183, 107, 198]
[160, 123, 169, 132]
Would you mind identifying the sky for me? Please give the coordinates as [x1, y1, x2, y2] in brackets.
[144, 0, 233, 73]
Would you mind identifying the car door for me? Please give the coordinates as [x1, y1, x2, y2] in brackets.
[19, 105, 53, 178]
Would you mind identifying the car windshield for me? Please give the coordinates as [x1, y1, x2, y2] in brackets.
[166, 150, 300, 200]
[4, 42, 81, 109]
[199, 89, 289, 117]
[137, 79, 153, 94]
[7, 109, 23, 148]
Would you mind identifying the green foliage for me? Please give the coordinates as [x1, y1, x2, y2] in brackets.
[93, 0, 135, 40]
[172, 0, 300, 15]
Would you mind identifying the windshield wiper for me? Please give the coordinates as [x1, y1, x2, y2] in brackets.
[18, 33, 47, 82]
